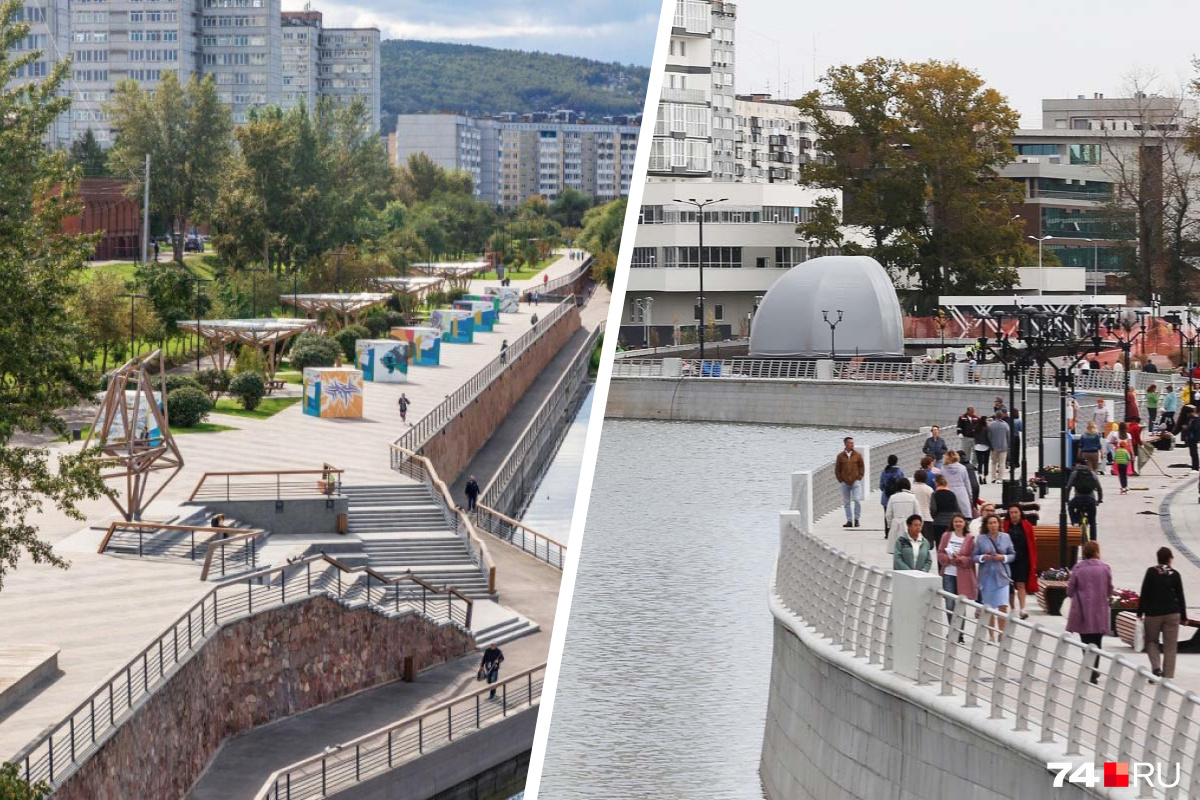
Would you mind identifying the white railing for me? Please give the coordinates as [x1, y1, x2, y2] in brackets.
[614, 339, 749, 359]
[774, 511, 1200, 797]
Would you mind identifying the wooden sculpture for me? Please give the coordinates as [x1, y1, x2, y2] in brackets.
[84, 350, 183, 521]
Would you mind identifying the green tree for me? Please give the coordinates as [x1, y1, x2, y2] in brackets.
[69, 129, 109, 177]
[578, 198, 627, 290]
[394, 152, 473, 206]
[74, 271, 128, 373]
[795, 195, 845, 255]
[0, 762, 50, 799]
[550, 188, 593, 228]
[797, 58, 1024, 310]
[0, 0, 109, 588]
[107, 72, 233, 261]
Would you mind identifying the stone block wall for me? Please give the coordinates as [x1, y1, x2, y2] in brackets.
[760, 621, 1093, 800]
[421, 307, 582, 485]
[55, 597, 474, 800]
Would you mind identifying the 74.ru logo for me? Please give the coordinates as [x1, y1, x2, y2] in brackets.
[1048, 761, 1181, 789]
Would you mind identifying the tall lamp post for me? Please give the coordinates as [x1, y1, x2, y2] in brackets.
[1106, 309, 1149, 419]
[246, 267, 267, 318]
[822, 310, 844, 359]
[976, 311, 1019, 482]
[1171, 307, 1200, 401]
[1082, 238, 1100, 297]
[331, 249, 349, 294]
[1027, 235, 1054, 296]
[675, 197, 727, 361]
[183, 277, 211, 371]
[119, 292, 148, 360]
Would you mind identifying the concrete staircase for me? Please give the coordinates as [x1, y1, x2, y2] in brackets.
[342, 484, 492, 599]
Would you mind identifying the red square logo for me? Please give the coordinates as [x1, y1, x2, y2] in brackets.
[1104, 762, 1130, 788]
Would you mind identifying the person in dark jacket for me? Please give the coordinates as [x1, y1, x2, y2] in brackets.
[878, 454, 905, 511]
[464, 475, 481, 511]
[956, 407, 978, 452]
[1187, 413, 1200, 471]
[922, 426, 949, 468]
[1138, 547, 1189, 679]
[480, 644, 505, 698]
[929, 475, 960, 544]
[1066, 462, 1103, 539]
[972, 416, 992, 481]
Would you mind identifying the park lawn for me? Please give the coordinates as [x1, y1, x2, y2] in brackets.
[275, 371, 303, 385]
[56, 421, 236, 441]
[213, 396, 301, 419]
[476, 256, 558, 281]
[83, 254, 215, 283]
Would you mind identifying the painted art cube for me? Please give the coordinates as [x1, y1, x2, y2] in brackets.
[355, 339, 408, 383]
[483, 287, 520, 313]
[430, 308, 475, 344]
[302, 368, 364, 419]
[452, 300, 496, 332]
[464, 294, 502, 315]
[390, 327, 443, 366]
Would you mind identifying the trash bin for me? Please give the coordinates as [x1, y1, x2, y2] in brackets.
[1002, 479, 1024, 508]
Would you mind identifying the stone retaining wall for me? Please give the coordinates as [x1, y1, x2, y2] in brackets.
[422, 307, 582, 485]
[55, 597, 474, 800]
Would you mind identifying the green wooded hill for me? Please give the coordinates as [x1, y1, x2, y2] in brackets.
[381, 40, 649, 129]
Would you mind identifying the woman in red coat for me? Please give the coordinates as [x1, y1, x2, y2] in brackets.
[1003, 504, 1039, 619]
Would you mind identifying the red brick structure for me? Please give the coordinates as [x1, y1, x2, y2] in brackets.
[61, 179, 142, 260]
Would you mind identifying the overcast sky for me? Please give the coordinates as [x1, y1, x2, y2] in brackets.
[735, 0, 1200, 128]
[281, 0, 662, 66]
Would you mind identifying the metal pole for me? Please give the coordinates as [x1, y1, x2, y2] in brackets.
[1059, 372, 1069, 567]
[142, 154, 150, 266]
[697, 210, 705, 362]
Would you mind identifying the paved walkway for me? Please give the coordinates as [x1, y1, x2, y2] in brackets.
[813, 443, 1200, 687]
[468, 249, 589, 297]
[0, 291, 596, 763]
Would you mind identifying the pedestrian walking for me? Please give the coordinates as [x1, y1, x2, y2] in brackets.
[1162, 386, 1179, 430]
[500, 339, 509, 365]
[1126, 385, 1140, 423]
[398, 392, 410, 425]
[956, 407, 979, 453]
[960, 450, 981, 510]
[1093, 398, 1111, 430]
[1079, 420, 1103, 474]
[530, 312, 539, 327]
[937, 513, 977, 635]
[153, 240, 160, 261]
[532, 291, 539, 306]
[941, 450, 975, 520]
[911, 468, 935, 547]
[1186, 411, 1200, 471]
[919, 455, 940, 487]
[972, 416, 992, 480]
[464, 475, 480, 512]
[975, 515, 1016, 641]
[986, 414, 1011, 484]
[1009, 410, 1023, 471]
[968, 503, 996, 536]
[1003, 504, 1038, 620]
[835, 436, 865, 528]
[480, 644, 505, 699]
[879, 454, 905, 512]
[1067, 541, 1113, 683]
[884, 477, 918, 546]
[1138, 546, 1188, 679]
[993, 396, 1007, 416]
[893, 515, 933, 572]
[1066, 461, 1103, 540]
[1067, 397, 1079, 433]
[929, 475, 961, 544]
[1146, 384, 1160, 429]
[922, 425, 949, 468]
[1113, 424, 1134, 492]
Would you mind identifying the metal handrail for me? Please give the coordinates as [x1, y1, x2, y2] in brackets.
[536, 256, 593, 297]
[255, 664, 546, 800]
[477, 324, 599, 519]
[389, 445, 496, 596]
[473, 505, 567, 571]
[11, 553, 473, 791]
[188, 467, 344, 502]
[393, 295, 577, 454]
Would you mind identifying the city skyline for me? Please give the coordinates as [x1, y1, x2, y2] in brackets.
[735, 0, 1200, 128]
[280, 0, 661, 67]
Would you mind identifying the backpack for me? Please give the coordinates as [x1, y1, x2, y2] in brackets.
[884, 468, 902, 496]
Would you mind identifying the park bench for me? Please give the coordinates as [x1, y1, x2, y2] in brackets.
[267, 379, 286, 394]
[1032, 524, 1084, 571]
[1115, 611, 1200, 652]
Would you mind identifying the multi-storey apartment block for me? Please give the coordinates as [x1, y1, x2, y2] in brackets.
[5, 1, 380, 146]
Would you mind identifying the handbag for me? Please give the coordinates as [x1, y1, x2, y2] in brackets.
[477, 667, 487, 681]
[1133, 618, 1146, 653]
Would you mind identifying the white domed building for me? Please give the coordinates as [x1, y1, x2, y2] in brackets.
[748, 256, 905, 358]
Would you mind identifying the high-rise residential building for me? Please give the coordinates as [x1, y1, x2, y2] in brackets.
[1003, 94, 1200, 291]
[394, 113, 641, 209]
[5, 1, 380, 146]
[624, 0, 852, 347]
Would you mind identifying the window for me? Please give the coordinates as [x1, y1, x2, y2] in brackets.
[756, 256, 769, 268]
[638, 205, 664, 224]
[1014, 143, 1059, 157]
[663, 247, 741, 268]
[1069, 144, 1102, 165]
[631, 247, 657, 268]
[775, 247, 807, 268]
[713, 304, 724, 321]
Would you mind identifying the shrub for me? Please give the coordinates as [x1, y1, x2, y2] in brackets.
[0, 763, 50, 799]
[228, 372, 266, 411]
[335, 324, 370, 361]
[288, 335, 341, 372]
[233, 345, 266, 376]
[447, 288, 467, 303]
[166, 386, 213, 428]
[196, 368, 232, 401]
[363, 310, 390, 338]
[162, 373, 202, 394]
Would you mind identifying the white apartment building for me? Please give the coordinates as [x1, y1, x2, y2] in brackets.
[624, 0, 847, 347]
[4, 1, 380, 146]
[395, 114, 483, 191]
[281, 11, 319, 114]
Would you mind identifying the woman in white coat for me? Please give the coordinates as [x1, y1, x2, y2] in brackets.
[884, 478, 920, 552]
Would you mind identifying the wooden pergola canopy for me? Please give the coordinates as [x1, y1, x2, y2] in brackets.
[279, 293, 392, 321]
[176, 318, 317, 379]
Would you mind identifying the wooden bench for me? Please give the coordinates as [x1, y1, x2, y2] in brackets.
[1116, 610, 1200, 652]
[1032, 524, 1084, 571]
[267, 379, 286, 394]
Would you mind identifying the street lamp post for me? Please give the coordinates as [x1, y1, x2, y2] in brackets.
[119, 292, 148, 359]
[246, 267, 267, 318]
[822, 310, 844, 360]
[332, 249, 349, 294]
[675, 197, 727, 362]
[183, 277, 211, 371]
[1027, 235, 1054, 296]
[1082, 238, 1100, 297]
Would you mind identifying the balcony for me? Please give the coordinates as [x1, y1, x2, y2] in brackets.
[661, 87, 707, 104]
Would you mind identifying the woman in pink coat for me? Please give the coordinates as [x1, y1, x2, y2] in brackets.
[1066, 541, 1114, 684]
[937, 513, 977, 641]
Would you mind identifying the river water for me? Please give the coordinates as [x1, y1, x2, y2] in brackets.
[535, 420, 894, 799]
[519, 388, 594, 541]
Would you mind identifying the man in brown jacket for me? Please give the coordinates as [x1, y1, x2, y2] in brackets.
[835, 436, 865, 528]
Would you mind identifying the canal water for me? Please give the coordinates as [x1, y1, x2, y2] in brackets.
[536, 420, 894, 798]
[519, 388, 593, 541]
